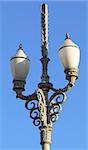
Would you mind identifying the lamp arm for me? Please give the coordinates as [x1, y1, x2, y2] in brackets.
[60, 80, 75, 93]
[60, 82, 73, 92]
[48, 77, 76, 104]
[61, 75, 77, 92]
[50, 75, 76, 93]
[15, 90, 38, 101]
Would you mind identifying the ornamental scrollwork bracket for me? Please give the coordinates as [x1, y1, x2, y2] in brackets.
[20, 87, 67, 127]
[24, 88, 47, 128]
[49, 90, 67, 123]
[25, 94, 41, 127]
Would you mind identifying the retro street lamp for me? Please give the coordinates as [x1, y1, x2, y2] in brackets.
[10, 4, 80, 150]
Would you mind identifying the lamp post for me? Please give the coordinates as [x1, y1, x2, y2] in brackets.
[10, 3, 80, 150]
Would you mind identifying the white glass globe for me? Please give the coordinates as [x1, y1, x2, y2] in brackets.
[10, 44, 30, 81]
[59, 34, 80, 70]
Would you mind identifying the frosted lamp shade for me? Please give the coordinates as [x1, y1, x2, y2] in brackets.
[10, 46, 30, 81]
[59, 35, 80, 69]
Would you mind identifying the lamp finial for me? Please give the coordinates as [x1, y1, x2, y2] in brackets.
[65, 33, 70, 39]
[19, 43, 23, 49]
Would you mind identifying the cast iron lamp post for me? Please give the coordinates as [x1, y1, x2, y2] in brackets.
[10, 3, 80, 150]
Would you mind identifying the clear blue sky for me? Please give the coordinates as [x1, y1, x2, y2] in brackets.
[0, 1, 87, 150]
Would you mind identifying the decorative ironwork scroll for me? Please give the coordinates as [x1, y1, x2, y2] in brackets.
[25, 99, 41, 127]
[25, 89, 67, 126]
[49, 90, 67, 123]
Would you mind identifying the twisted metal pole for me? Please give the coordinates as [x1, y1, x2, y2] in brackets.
[40, 3, 50, 84]
[41, 3, 48, 57]
[40, 4, 52, 150]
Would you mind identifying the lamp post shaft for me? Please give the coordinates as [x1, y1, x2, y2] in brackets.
[40, 125, 52, 150]
[40, 4, 52, 150]
[42, 143, 50, 150]
[41, 3, 48, 57]
[41, 3, 50, 83]
[40, 3, 51, 124]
